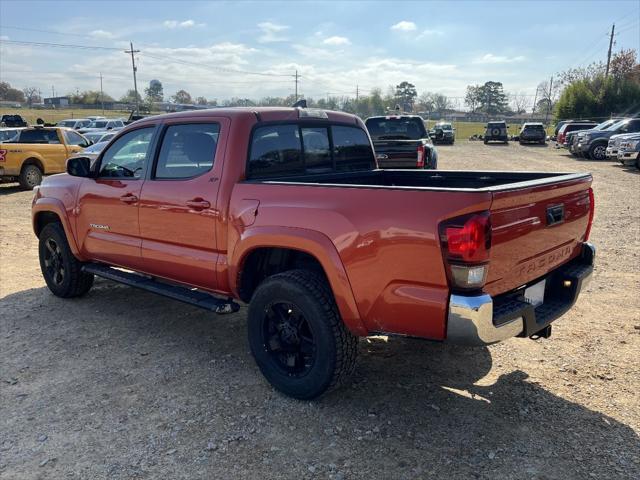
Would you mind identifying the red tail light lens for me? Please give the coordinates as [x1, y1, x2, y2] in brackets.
[441, 212, 491, 262]
[416, 144, 425, 168]
[584, 187, 595, 241]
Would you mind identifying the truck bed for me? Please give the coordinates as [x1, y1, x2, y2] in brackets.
[252, 169, 588, 191]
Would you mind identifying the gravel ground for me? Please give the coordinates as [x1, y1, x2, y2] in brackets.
[1, 141, 639, 479]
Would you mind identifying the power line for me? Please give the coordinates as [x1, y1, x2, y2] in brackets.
[0, 25, 100, 39]
[0, 39, 121, 51]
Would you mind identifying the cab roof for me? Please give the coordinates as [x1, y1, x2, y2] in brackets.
[134, 107, 360, 126]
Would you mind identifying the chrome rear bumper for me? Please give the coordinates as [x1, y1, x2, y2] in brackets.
[446, 243, 595, 346]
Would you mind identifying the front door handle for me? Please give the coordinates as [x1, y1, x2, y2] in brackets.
[186, 198, 211, 210]
[119, 194, 138, 204]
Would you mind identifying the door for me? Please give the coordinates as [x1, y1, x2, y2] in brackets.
[138, 120, 227, 291]
[76, 126, 156, 270]
[17, 129, 67, 173]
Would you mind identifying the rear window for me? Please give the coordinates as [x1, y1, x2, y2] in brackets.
[365, 117, 427, 140]
[247, 123, 374, 179]
[16, 129, 60, 144]
[524, 124, 545, 130]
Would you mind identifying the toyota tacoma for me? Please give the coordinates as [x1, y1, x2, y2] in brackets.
[32, 107, 595, 399]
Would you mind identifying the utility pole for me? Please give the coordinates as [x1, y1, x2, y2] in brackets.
[355, 85, 359, 103]
[125, 42, 141, 113]
[532, 86, 538, 115]
[99, 72, 104, 115]
[545, 75, 553, 124]
[51, 85, 55, 98]
[294, 70, 299, 102]
[606, 24, 615, 77]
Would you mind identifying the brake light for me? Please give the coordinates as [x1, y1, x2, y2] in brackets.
[416, 144, 425, 168]
[439, 212, 492, 289]
[584, 187, 595, 241]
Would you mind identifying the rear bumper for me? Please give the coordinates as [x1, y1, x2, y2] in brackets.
[446, 243, 595, 346]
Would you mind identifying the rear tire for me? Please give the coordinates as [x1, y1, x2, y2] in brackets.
[39, 223, 94, 298]
[19, 163, 43, 190]
[247, 269, 358, 400]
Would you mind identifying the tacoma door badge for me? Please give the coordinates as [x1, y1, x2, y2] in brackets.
[89, 223, 110, 230]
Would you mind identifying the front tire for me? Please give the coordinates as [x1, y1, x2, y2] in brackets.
[248, 269, 357, 400]
[19, 164, 43, 190]
[589, 143, 607, 160]
[39, 223, 94, 298]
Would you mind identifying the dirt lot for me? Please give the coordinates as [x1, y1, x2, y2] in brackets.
[1, 141, 639, 480]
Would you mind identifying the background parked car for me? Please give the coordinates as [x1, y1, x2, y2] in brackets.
[484, 121, 508, 144]
[78, 119, 125, 133]
[56, 118, 92, 130]
[565, 119, 622, 153]
[556, 121, 598, 148]
[429, 122, 455, 144]
[519, 123, 546, 145]
[1, 114, 28, 127]
[616, 134, 640, 169]
[575, 118, 640, 160]
[606, 132, 639, 159]
[67, 140, 110, 168]
[82, 131, 117, 144]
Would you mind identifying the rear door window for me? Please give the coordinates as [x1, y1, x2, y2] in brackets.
[17, 129, 61, 144]
[154, 123, 219, 179]
[248, 125, 303, 178]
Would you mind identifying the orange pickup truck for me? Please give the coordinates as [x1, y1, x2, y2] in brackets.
[0, 126, 90, 189]
[32, 107, 595, 399]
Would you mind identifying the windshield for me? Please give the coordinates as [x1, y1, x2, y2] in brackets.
[605, 120, 628, 131]
[365, 117, 427, 140]
[90, 121, 108, 128]
[435, 124, 452, 130]
[594, 119, 618, 130]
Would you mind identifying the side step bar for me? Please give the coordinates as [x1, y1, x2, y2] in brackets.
[82, 263, 240, 314]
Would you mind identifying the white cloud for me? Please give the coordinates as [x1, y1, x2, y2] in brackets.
[257, 22, 290, 43]
[0, 35, 9, 40]
[89, 30, 115, 39]
[293, 45, 333, 59]
[391, 21, 417, 32]
[323, 36, 351, 46]
[163, 19, 202, 29]
[473, 53, 526, 64]
[416, 28, 444, 39]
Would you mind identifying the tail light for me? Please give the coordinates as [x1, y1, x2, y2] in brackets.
[558, 132, 565, 144]
[439, 211, 491, 290]
[584, 187, 595, 241]
[416, 144, 425, 168]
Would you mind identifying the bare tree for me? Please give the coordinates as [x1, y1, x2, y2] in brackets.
[22, 86, 41, 106]
[510, 92, 530, 114]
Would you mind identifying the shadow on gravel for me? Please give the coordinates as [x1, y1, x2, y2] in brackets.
[0, 184, 23, 196]
[2, 283, 639, 479]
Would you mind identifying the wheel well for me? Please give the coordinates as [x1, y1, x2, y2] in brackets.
[22, 157, 44, 173]
[34, 211, 62, 237]
[238, 247, 327, 303]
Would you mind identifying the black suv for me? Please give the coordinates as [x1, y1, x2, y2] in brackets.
[484, 121, 508, 144]
[429, 122, 455, 144]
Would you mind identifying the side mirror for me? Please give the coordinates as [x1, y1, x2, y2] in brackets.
[67, 156, 92, 177]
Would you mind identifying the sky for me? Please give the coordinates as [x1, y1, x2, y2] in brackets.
[0, 0, 639, 107]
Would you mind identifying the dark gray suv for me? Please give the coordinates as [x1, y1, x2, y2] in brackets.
[575, 118, 640, 160]
[484, 121, 508, 144]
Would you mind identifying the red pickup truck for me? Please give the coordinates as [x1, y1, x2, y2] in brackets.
[32, 107, 595, 399]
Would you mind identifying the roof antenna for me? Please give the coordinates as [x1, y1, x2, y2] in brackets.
[292, 99, 307, 108]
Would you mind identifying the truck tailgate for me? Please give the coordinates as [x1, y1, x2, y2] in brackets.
[373, 140, 419, 168]
[485, 174, 592, 296]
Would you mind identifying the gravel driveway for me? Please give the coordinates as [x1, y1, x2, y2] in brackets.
[1, 141, 639, 479]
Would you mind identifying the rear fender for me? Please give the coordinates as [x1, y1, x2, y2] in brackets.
[230, 226, 367, 336]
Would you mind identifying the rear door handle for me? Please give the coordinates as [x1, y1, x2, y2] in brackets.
[186, 198, 211, 210]
[119, 194, 138, 204]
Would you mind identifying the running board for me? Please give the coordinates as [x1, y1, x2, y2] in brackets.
[82, 263, 240, 314]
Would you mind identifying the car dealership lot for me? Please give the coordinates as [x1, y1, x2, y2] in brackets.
[1, 142, 639, 479]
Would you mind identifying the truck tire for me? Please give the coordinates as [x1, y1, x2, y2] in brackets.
[247, 269, 358, 400]
[19, 163, 43, 190]
[38, 222, 94, 298]
[588, 143, 607, 160]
